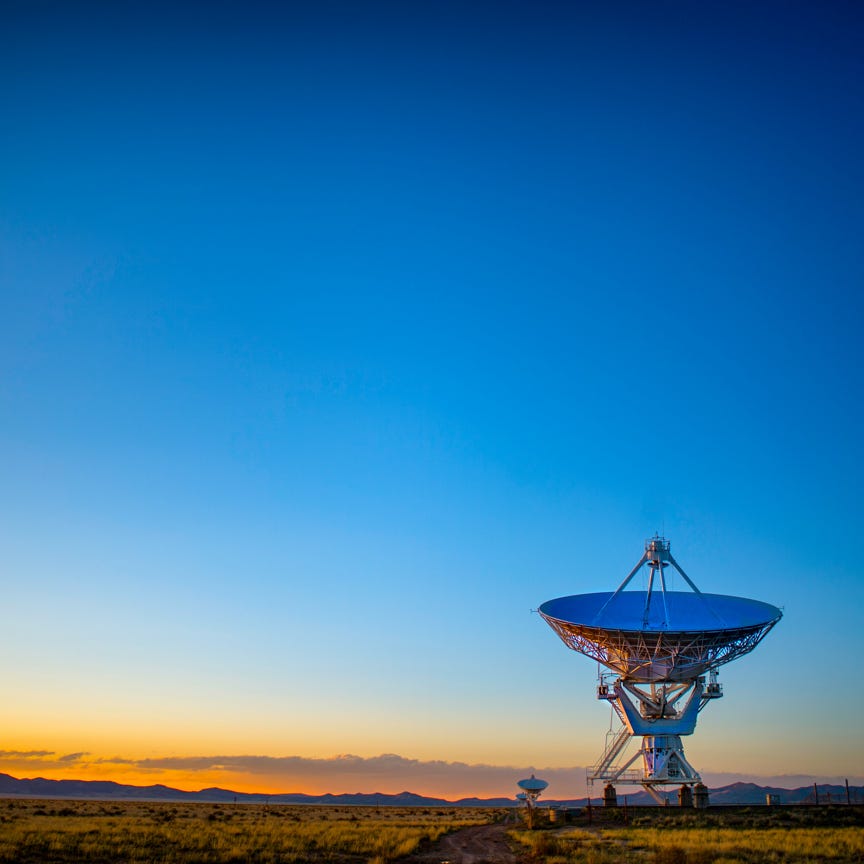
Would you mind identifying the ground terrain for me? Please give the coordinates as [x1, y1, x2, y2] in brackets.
[0, 798, 861, 863]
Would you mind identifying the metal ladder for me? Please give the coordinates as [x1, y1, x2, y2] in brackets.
[589, 725, 632, 780]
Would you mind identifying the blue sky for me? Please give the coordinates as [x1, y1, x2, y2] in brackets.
[1, 1, 862, 797]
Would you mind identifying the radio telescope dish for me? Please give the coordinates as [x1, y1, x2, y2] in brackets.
[538, 536, 781, 805]
[517, 774, 549, 794]
[540, 591, 781, 683]
[516, 774, 548, 828]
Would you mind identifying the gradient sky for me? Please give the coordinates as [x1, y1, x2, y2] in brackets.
[1, 1, 863, 799]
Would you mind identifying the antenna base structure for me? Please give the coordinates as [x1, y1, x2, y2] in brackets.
[590, 674, 720, 803]
[540, 537, 781, 805]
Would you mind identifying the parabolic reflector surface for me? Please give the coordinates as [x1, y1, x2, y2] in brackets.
[539, 590, 781, 682]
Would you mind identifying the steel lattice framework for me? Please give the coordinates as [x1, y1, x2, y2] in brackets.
[541, 617, 779, 682]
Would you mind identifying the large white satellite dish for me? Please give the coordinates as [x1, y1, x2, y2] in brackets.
[539, 536, 781, 804]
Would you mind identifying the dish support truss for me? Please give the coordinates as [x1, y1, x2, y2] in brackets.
[544, 618, 780, 683]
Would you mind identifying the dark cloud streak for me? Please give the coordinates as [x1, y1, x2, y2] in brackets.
[1, 750, 860, 794]
[58, 752, 89, 762]
[0, 750, 55, 759]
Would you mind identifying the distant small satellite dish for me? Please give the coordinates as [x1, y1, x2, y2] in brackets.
[515, 774, 547, 827]
[517, 774, 549, 793]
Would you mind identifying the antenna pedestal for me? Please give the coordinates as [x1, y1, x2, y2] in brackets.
[589, 674, 721, 800]
[640, 735, 700, 786]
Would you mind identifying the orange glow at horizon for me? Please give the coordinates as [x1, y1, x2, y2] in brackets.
[0, 754, 523, 799]
[16, 764, 310, 796]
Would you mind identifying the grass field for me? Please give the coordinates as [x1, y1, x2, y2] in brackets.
[510, 805, 864, 864]
[0, 798, 498, 864]
[3, 798, 862, 863]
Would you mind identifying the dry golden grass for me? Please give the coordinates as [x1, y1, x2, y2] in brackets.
[509, 807, 864, 864]
[624, 825, 864, 863]
[0, 798, 498, 863]
[5, 798, 863, 863]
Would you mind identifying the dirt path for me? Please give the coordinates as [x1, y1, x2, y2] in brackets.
[405, 823, 525, 864]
